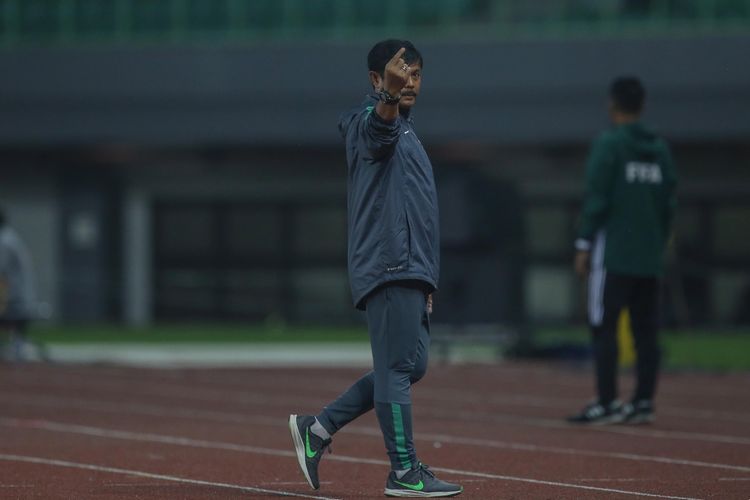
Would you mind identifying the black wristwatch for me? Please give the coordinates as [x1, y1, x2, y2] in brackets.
[377, 89, 401, 105]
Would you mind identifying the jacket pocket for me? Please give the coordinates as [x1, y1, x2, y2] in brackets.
[382, 210, 411, 272]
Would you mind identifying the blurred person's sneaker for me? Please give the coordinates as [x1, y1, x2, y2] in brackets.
[288, 414, 331, 490]
[567, 400, 624, 424]
[620, 400, 655, 424]
[32, 339, 52, 363]
[385, 462, 463, 497]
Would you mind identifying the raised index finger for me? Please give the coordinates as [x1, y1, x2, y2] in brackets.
[387, 47, 406, 66]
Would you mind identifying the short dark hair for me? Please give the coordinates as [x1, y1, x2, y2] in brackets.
[610, 76, 646, 114]
[367, 39, 423, 76]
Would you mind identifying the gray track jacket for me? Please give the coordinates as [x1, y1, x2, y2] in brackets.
[0, 226, 36, 320]
[339, 96, 440, 309]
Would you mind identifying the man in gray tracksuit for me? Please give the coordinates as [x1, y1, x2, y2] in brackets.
[289, 40, 462, 498]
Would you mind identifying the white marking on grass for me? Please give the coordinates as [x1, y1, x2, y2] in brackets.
[0, 418, 703, 500]
[5, 394, 750, 473]
[44, 343, 372, 368]
[0, 453, 339, 500]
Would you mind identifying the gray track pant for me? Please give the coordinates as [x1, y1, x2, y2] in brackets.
[316, 283, 430, 470]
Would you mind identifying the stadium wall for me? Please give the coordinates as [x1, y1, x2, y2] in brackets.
[1, 35, 749, 326]
[0, 36, 749, 146]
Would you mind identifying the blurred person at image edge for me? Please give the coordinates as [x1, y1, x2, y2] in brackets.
[0, 208, 46, 362]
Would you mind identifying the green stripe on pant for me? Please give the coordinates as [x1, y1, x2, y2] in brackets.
[391, 402, 412, 470]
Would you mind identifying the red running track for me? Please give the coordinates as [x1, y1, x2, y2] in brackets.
[1, 362, 749, 499]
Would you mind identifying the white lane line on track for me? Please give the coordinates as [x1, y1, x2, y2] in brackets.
[263, 482, 334, 486]
[357, 427, 750, 474]
[106, 482, 173, 487]
[417, 388, 750, 425]
[0, 418, 703, 500]
[427, 408, 750, 446]
[13, 369, 750, 427]
[10, 369, 750, 427]
[5, 395, 750, 473]
[577, 478, 651, 482]
[427, 467, 702, 500]
[596, 425, 750, 446]
[7, 380, 750, 448]
[434, 365, 750, 398]
[0, 454, 339, 500]
[2, 372, 326, 408]
[14, 362, 750, 406]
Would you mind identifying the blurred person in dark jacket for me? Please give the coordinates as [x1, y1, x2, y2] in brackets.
[568, 77, 677, 425]
[288, 40, 462, 498]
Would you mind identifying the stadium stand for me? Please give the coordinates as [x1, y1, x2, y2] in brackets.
[1, 0, 749, 47]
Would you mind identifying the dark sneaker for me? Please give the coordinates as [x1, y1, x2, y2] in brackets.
[620, 400, 655, 425]
[385, 462, 463, 497]
[567, 400, 624, 425]
[288, 414, 331, 490]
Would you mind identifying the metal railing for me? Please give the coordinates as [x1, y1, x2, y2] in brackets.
[1, 0, 749, 48]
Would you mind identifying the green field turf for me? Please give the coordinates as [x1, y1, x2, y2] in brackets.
[523, 327, 750, 372]
[21, 323, 750, 371]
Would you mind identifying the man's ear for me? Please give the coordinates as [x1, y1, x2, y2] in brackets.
[369, 70, 383, 92]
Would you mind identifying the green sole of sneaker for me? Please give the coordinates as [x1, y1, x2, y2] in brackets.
[288, 414, 316, 490]
[384, 488, 463, 497]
